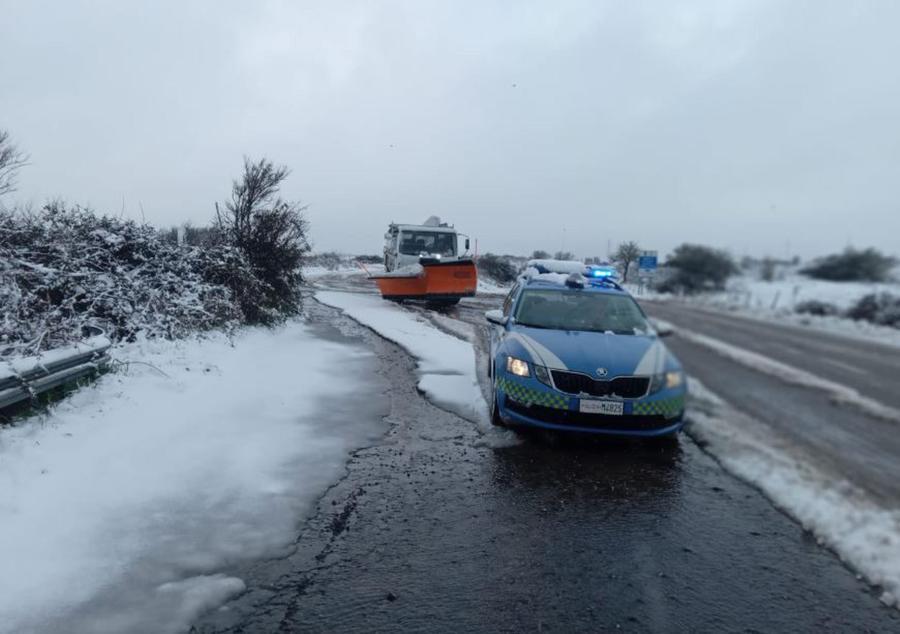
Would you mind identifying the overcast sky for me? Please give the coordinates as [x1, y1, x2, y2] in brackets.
[2, 0, 898, 259]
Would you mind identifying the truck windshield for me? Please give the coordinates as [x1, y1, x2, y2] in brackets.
[514, 289, 652, 335]
[399, 231, 456, 256]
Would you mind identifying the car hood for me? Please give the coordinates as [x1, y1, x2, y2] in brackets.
[509, 326, 676, 377]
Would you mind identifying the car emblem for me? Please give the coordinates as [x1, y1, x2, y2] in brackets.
[595, 367, 608, 377]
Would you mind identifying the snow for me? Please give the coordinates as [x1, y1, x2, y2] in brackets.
[713, 273, 899, 312]
[526, 259, 585, 274]
[0, 322, 384, 633]
[1, 336, 111, 380]
[375, 263, 424, 278]
[315, 291, 487, 426]
[630, 273, 900, 348]
[522, 268, 572, 286]
[675, 327, 900, 424]
[304, 263, 386, 280]
[686, 378, 900, 608]
[477, 276, 511, 296]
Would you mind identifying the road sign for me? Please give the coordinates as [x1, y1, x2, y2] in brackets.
[638, 251, 658, 274]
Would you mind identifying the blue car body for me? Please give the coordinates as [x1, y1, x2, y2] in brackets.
[488, 275, 687, 437]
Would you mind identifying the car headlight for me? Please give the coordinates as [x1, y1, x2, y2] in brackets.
[649, 370, 684, 393]
[665, 370, 684, 389]
[506, 356, 530, 377]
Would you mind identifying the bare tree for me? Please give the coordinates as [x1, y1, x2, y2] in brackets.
[0, 130, 29, 196]
[216, 157, 311, 323]
[612, 240, 641, 282]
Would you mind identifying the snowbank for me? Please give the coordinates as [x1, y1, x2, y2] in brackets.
[0, 322, 384, 633]
[687, 379, 900, 608]
[314, 291, 487, 425]
[477, 276, 511, 295]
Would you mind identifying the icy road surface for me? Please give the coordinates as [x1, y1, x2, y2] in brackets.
[190, 273, 899, 632]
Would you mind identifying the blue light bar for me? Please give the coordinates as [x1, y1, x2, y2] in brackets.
[584, 265, 618, 279]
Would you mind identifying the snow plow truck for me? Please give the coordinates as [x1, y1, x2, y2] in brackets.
[370, 217, 477, 305]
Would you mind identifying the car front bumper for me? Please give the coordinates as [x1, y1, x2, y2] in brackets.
[496, 373, 686, 437]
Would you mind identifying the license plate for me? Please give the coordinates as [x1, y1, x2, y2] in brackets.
[579, 399, 623, 415]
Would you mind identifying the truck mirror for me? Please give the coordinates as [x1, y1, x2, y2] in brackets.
[465, 238, 470, 251]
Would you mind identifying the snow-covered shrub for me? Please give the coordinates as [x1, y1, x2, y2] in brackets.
[309, 251, 344, 271]
[477, 253, 517, 284]
[215, 158, 310, 324]
[0, 203, 265, 355]
[846, 293, 900, 328]
[802, 248, 896, 282]
[795, 300, 840, 317]
[656, 244, 738, 294]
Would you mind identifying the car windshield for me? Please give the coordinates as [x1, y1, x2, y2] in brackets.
[514, 288, 651, 335]
[399, 231, 456, 256]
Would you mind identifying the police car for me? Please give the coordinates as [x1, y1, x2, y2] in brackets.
[485, 261, 686, 437]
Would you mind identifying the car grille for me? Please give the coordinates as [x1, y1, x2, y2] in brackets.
[505, 400, 675, 431]
[550, 371, 649, 399]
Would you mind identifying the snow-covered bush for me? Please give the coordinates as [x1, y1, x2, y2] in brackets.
[846, 293, 900, 328]
[795, 300, 840, 317]
[656, 244, 738, 294]
[0, 203, 266, 356]
[215, 158, 310, 324]
[802, 248, 896, 282]
[477, 253, 517, 284]
[308, 251, 344, 271]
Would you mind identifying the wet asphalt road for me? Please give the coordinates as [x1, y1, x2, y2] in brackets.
[193, 280, 898, 632]
[644, 300, 900, 410]
[642, 300, 900, 506]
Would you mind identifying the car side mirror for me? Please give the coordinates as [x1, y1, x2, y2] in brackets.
[485, 309, 508, 326]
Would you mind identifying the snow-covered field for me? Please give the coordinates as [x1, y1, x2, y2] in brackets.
[631, 273, 900, 347]
[686, 379, 900, 608]
[712, 273, 898, 312]
[0, 323, 385, 633]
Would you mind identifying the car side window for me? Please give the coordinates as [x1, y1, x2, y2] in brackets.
[502, 284, 520, 317]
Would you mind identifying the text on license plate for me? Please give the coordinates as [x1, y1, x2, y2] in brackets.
[579, 399, 624, 415]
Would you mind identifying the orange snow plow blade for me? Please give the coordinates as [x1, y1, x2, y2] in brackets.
[371, 259, 478, 302]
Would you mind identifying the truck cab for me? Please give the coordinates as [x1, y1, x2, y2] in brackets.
[384, 218, 468, 272]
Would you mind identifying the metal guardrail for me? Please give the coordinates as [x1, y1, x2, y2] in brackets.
[0, 336, 112, 411]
